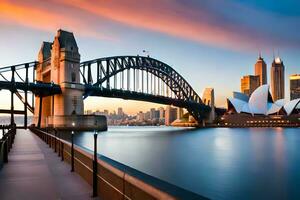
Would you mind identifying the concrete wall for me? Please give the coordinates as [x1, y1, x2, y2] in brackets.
[29, 128, 207, 200]
[46, 115, 107, 131]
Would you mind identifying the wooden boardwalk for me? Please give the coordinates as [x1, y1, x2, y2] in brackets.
[0, 129, 98, 200]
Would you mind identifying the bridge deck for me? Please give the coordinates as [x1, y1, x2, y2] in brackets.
[0, 129, 98, 200]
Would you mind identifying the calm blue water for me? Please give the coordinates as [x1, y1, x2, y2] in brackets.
[71, 126, 300, 200]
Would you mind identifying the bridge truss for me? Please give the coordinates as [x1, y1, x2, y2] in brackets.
[80, 56, 210, 122]
[0, 62, 61, 128]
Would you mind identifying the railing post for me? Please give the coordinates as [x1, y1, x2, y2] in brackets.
[54, 129, 57, 153]
[37, 96, 43, 128]
[49, 134, 51, 148]
[3, 140, 8, 163]
[0, 141, 3, 169]
[71, 131, 74, 172]
[7, 134, 11, 152]
[61, 142, 64, 161]
[92, 130, 98, 197]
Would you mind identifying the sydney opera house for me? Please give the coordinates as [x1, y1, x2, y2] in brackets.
[222, 85, 300, 127]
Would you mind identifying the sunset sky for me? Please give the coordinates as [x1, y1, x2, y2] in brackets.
[0, 0, 300, 114]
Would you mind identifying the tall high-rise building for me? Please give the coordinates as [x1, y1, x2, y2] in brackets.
[137, 111, 144, 122]
[150, 108, 156, 119]
[241, 75, 260, 96]
[117, 107, 123, 116]
[165, 106, 177, 126]
[271, 57, 285, 101]
[255, 55, 267, 85]
[159, 107, 165, 120]
[290, 74, 300, 100]
[144, 111, 151, 120]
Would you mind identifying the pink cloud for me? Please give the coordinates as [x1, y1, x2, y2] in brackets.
[1, 0, 298, 51]
[0, 0, 112, 40]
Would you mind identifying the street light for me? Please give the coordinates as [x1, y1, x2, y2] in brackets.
[71, 122, 75, 172]
[92, 130, 98, 197]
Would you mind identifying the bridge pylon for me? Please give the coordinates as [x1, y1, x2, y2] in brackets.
[34, 30, 106, 131]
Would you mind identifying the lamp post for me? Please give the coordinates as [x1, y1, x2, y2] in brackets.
[92, 130, 98, 197]
[71, 122, 75, 172]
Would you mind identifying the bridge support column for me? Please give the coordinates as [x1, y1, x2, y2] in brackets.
[24, 90, 27, 129]
[10, 90, 14, 126]
[24, 63, 29, 129]
[10, 66, 15, 126]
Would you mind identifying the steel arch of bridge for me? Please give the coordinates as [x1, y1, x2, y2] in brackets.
[80, 56, 211, 121]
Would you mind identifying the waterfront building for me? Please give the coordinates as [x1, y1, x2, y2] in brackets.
[290, 74, 300, 100]
[159, 107, 165, 120]
[165, 106, 177, 126]
[154, 110, 160, 120]
[240, 75, 260, 96]
[227, 84, 300, 116]
[144, 111, 151, 120]
[85, 110, 93, 115]
[150, 108, 156, 120]
[137, 111, 144, 122]
[103, 110, 109, 116]
[271, 57, 285, 101]
[225, 85, 300, 126]
[255, 55, 267, 85]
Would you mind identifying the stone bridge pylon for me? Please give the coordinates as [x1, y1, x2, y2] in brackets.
[34, 29, 106, 131]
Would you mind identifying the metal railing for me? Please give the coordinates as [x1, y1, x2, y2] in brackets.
[0, 124, 16, 170]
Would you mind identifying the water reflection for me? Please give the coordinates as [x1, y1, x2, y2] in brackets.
[59, 127, 300, 200]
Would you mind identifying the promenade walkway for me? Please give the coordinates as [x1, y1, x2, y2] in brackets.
[0, 129, 97, 200]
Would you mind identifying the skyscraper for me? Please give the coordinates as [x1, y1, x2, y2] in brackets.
[117, 107, 123, 116]
[255, 55, 267, 85]
[150, 108, 156, 120]
[241, 75, 260, 96]
[271, 57, 285, 101]
[159, 107, 165, 120]
[290, 74, 300, 100]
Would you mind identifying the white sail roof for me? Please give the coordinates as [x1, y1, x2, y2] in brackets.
[267, 103, 282, 115]
[228, 97, 247, 113]
[274, 99, 286, 107]
[248, 85, 270, 115]
[227, 85, 300, 116]
[284, 98, 300, 116]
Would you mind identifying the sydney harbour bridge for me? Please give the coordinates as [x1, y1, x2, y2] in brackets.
[0, 30, 211, 128]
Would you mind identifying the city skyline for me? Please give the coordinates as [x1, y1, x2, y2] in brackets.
[1, 0, 300, 114]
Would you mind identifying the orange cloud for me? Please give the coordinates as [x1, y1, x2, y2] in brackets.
[57, 0, 261, 50]
[0, 0, 111, 40]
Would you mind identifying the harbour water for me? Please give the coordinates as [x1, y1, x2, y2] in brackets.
[68, 126, 300, 200]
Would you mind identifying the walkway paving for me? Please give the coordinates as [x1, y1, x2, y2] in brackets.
[0, 129, 97, 200]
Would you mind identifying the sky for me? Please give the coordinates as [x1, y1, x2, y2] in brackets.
[0, 0, 300, 114]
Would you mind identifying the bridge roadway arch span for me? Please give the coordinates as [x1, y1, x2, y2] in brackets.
[80, 56, 211, 122]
